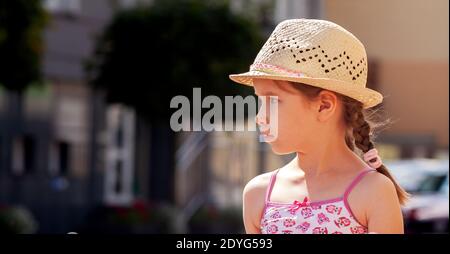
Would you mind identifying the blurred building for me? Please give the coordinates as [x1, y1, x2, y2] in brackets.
[0, 0, 153, 233]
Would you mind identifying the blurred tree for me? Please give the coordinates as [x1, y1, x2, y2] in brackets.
[0, 0, 47, 91]
[87, 0, 262, 121]
[0, 0, 47, 126]
[86, 0, 263, 203]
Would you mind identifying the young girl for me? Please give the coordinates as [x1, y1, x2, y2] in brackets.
[229, 19, 409, 234]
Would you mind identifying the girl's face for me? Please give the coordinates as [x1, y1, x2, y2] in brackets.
[254, 78, 320, 154]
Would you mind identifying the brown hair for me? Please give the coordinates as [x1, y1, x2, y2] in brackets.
[284, 81, 410, 206]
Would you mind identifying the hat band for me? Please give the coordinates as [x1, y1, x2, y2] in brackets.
[250, 63, 309, 78]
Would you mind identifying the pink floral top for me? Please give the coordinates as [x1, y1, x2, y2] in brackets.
[260, 168, 376, 234]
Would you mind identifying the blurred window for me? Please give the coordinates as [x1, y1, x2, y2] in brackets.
[12, 135, 36, 175]
[114, 161, 123, 194]
[416, 174, 447, 193]
[49, 141, 71, 176]
[104, 104, 135, 206]
[58, 142, 70, 176]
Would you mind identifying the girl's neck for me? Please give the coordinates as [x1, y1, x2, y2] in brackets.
[294, 139, 364, 178]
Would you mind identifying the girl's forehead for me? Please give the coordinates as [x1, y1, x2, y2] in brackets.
[253, 79, 297, 95]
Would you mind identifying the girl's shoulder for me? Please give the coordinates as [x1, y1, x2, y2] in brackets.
[350, 169, 404, 233]
[352, 169, 396, 197]
[242, 169, 279, 231]
[347, 169, 399, 213]
[243, 159, 300, 198]
[243, 170, 275, 199]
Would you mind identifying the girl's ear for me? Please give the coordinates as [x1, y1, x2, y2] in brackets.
[316, 91, 338, 121]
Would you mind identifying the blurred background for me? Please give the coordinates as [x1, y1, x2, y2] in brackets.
[0, 0, 448, 234]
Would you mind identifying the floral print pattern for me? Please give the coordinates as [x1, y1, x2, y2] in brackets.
[261, 201, 368, 234]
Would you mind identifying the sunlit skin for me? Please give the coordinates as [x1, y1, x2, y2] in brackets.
[243, 78, 404, 234]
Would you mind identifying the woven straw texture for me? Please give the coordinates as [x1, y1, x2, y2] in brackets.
[229, 19, 383, 109]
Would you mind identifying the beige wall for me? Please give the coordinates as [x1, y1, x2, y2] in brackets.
[324, 0, 449, 148]
[379, 61, 449, 147]
[324, 0, 449, 62]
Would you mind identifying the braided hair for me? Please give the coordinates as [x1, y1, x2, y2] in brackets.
[342, 96, 410, 205]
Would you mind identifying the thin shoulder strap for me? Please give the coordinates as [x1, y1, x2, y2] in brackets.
[265, 168, 281, 203]
[343, 168, 377, 199]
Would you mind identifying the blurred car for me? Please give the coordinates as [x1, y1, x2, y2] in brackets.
[385, 158, 449, 233]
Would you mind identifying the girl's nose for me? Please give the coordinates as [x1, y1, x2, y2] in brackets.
[256, 96, 270, 125]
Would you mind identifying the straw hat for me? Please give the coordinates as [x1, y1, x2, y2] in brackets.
[229, 19, 383, 109]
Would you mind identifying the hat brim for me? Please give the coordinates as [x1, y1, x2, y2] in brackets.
[229, 70, 383, 109]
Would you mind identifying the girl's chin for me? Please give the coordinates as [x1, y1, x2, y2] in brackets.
[263, 139, 292, 155]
